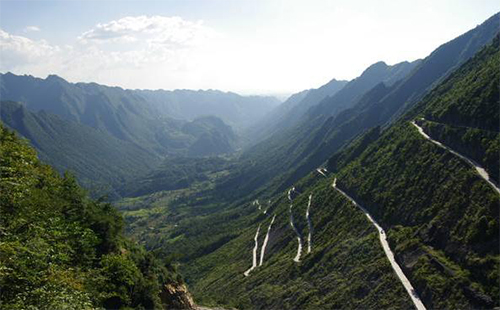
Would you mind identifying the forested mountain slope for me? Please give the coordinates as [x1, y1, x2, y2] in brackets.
[0, 73, 279, 134]
[0, 100, 237, 197]
[409, 37, 500, 182]
[330, 37, 500, 308]
[0, 72, 262, 153]
[307, 60, 421, 119]
[0, 124, 196, 310]
[246, 60, 419, 146]
[0, 100, 161, 196]
[0, 73, 162, 150]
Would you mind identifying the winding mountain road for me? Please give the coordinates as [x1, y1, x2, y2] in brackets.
[306, 194, 313, 254]
[316, 168, 327, 177]
[289, 208, 303, 263]
[287, 187, 294, 201]
[253, 200, 261, 211]
[244, 225, 261, 277]
[332, 178, 426, 310]
[259, 214, 276, 266]
[412, 120, 499, 194]
[288, 187, 303, 262]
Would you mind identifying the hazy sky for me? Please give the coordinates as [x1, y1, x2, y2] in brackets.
[1, 0, 499, 96]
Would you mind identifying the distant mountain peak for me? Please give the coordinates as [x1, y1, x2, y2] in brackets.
[46, 74, 67, 83]
[362, 61, 389, 75]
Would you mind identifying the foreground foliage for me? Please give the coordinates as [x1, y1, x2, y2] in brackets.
[0, 124, 188, 309]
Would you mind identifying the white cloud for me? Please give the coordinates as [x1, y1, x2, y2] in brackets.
[24, 26, 41, 33]
[0, 16, 220, 90]
[0, 29, 61, 71]
[78, 15, 215, 48]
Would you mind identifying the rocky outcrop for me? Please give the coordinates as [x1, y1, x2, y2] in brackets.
[161, 282, 196, 310]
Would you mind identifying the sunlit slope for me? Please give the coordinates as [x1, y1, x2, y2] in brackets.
[183, 34, 499, 309]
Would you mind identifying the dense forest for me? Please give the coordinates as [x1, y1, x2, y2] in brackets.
[0, 124, 195, 309]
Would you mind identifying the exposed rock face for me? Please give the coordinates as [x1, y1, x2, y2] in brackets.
[161, 282, 196, 310]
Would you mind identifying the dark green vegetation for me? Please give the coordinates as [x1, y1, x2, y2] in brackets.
[335, 123, 499, 309]
[420, 120, 499, 182]
[0, 100, 160, 197]
[413, 36, 500, 183]
[119, 156, 230, 198]
[183, 116, 237, 157]
[116, 20, 500, 310]
[0, 124, 194, 309]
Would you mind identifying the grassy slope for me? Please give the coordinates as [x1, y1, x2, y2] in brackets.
[180, 35, 500, 309]
[337, 122, 498, 309]
[188, 173, 412, 309]
[333, 37, 500, 309]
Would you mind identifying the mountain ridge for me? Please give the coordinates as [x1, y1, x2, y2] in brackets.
[175, 30, 500, 310]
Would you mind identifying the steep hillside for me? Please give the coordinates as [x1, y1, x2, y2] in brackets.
[136, 31, 500, 310]
[308, 60, 421, 119]
[0, 100, 161, 196]
[0, 73, 162, 150]
[0, 101, 237, 196]
[246, 78, 348, 144]
[246, 60, 420, 146]
[329, 34, 500, 309]
[334, 123, 498, 308]
[0, 124, 196, 309]
[410, 37, 500, 182]
[284, 12, 500, 189]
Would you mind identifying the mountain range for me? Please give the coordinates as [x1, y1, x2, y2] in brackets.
[0, 74, 277, 196]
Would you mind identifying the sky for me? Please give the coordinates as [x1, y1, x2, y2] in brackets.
[0, 0, 499, 97]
